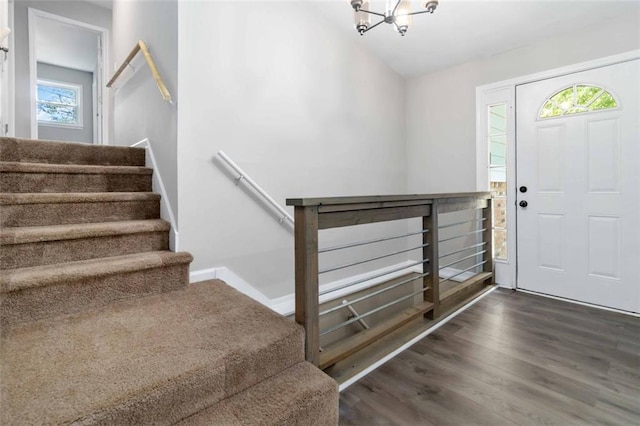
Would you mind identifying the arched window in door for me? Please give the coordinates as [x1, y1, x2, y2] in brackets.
[538, 84, 617, 119]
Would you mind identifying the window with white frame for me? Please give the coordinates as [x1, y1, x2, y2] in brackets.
[488, 103, 507, 260]
[37, 80, 83, 128]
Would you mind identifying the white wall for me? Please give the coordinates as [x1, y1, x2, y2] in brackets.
[111, 0, 178, 220]
[406, 12, 640, 193]
[37, 62, 93, 143]
[12, 0, 111, 138]
[178, 1, 407, 298]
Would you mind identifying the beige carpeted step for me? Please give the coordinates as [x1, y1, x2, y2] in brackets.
[0, 280, 305, 425]
[179, 361, 338, 425]
[0, 220, 170, 269]
[0, 162, 153, 193]
[0, 137, 146, 166]
[0, 250, 192, 327]
[0, 192, 160, 227]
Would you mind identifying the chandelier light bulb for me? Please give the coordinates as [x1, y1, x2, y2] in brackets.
[350, 0, 439, 36]
[395, 0, 413, 36]
[424, 0, 439, 14]
[353, 1, 371, 35]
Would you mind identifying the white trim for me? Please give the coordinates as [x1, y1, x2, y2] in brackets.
[516, 289, 640, 317]
[130, 138, 179, 251]
[339, 285, 499, 392]
[27, 8, 110, 144]
[475, 49, 640, 290]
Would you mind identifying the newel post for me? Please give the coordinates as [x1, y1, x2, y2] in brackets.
[424, 200, 440, 319]
[293, 206, 320, 366]
[482, 197, 494, 283]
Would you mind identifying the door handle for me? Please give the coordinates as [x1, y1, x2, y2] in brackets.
[519, 186, 527, 193]
[519, 200, 528, 208]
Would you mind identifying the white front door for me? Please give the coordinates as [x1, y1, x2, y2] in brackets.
[516, 60, 640, 313]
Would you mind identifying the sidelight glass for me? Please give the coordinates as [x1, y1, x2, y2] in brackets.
[488, 103, 508, 260]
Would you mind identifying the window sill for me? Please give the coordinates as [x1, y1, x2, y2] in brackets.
[38, 122, 84, 130]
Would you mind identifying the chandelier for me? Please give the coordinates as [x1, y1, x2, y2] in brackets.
[350, 0, 439, 36]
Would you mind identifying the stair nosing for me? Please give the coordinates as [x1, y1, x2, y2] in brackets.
[0, 220, 170, 245]
[0, 162, 153, 175]
[0, 192, 161, 205]
[0, 251, 193, 292]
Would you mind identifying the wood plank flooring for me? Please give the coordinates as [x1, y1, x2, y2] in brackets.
[339, 289, 640, 425]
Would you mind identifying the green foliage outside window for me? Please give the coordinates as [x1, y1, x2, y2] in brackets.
[539, 85, 617, 119]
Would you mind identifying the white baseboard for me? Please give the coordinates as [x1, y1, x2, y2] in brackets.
[130, 138, 179, 251]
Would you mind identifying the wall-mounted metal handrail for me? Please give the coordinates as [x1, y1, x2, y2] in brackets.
[216, 150, 294, 226]
[107, 40, 173, 103]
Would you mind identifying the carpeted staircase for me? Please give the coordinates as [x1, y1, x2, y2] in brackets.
[0, 137, 338, 425]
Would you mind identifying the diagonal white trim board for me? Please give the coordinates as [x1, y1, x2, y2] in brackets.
[130, 138, 179, 251]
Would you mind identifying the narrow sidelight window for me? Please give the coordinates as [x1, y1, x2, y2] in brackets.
[488, 103, 507, 260]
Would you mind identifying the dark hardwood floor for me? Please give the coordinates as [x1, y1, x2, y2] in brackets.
[339, 288, 640, 425]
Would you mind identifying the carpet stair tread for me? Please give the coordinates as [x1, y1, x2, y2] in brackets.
[178, 361, 338, 426]
[0, 161, 153, 175]
[0, 137, 146, 166]
[0, 280, 305, 425]
[0, 192, 160, 205]
[0, 250, 192, 292]
[0, 220, 170, 245]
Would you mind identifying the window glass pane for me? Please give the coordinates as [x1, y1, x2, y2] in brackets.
[589, 92, 617, 111]
[488, 102, 508, 261]
[490, 179, 507, 197]
[493, 229, 507, 260]
[37, 85, 77, 105]
[492, 197, 507, 229]
[37, 104, 78, 124]
[539, 85, 617, 119]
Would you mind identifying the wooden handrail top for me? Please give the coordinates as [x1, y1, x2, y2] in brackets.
[106, 40, 173, 103]
[286, 192, 491, 207]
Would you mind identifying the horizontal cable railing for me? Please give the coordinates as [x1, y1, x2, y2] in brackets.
[215, 151, 294, 227]
[286, 192, 494, 368]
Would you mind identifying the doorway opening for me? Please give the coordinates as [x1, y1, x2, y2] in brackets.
[476, 51, 640, 313]
[28, 8, 109, 144]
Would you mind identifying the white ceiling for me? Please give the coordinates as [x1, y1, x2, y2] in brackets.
[35, 17, 99, 72]
[313, 0, 640, 77]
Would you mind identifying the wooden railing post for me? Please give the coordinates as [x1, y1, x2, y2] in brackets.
[482, 197, 494, 283]
[294, 206, 320, 366]
[424, 200, 440, 319]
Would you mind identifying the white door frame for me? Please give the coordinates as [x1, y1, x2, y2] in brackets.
[0, 0, 14, 137]
[476, 49, 640, 290]
[27, 8, 109, 144]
